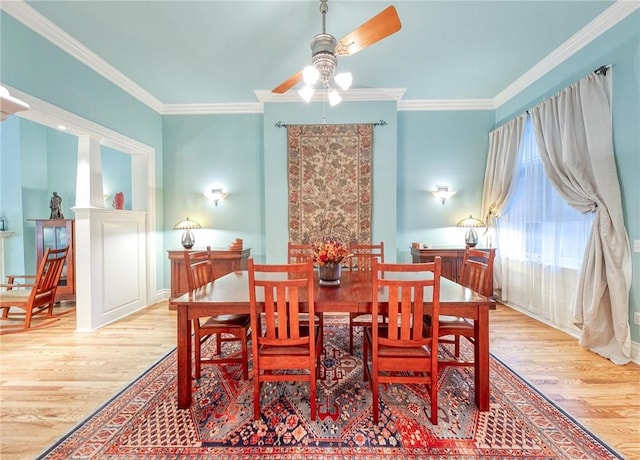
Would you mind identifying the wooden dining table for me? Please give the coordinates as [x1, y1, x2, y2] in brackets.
[170, 269, 495, 410]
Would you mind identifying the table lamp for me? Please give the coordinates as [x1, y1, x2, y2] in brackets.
[456, 215, 485, 247]
[173, 217, 201, 249]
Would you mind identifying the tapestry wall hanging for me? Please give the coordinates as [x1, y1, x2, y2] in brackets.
[287, 123, 373, 244]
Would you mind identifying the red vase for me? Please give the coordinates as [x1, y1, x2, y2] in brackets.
[112, 192, 125, 210]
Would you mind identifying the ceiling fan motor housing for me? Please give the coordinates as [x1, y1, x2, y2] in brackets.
[310, 33, 338, 83]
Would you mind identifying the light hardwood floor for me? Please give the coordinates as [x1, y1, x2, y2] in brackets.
[1, 301, 638, 459]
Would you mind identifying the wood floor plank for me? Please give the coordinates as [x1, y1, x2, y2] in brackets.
[0, 301, 638, 459]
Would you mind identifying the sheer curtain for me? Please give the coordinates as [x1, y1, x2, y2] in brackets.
[496, 117, 594, 332]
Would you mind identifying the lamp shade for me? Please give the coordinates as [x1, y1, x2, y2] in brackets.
[456, 215, 485, 229]
[173, 217, 201, 230]
[456, 215, 485, 247]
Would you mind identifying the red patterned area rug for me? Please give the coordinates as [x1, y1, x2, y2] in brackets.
[39, 321, 621, 459]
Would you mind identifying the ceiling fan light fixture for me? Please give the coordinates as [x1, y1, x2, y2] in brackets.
[302, 65, 320, 85]
[334, 72, 352, 90]
[328, 88, 342, 106]
[298, 85, 314, 103]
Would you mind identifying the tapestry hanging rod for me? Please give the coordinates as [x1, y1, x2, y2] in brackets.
[275, 120, 386, 128]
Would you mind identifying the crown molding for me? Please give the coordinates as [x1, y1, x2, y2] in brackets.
[493, 0, 640, 107]
[1, 0, 163, 113]
[398, 99, 495, 111]
[162, 102, 263, 115]
[254, 88, 407, 104]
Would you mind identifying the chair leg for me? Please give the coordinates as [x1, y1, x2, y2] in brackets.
[349, 316, 355, 355]
[24, 306, 33, 330]
[372, 370, 380, 423]
[309, 369, 316, 421]
[253, 379, 261, 419]
[241, 335, 249, 380]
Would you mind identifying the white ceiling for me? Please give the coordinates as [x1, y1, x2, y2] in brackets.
[3, 0, 634, 113]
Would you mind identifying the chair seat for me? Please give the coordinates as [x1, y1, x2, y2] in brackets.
[203, 314, 250, 327]
[364, 326, 432, 358]
[439, 316, 473, 331]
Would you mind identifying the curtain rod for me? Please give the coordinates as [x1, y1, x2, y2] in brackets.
[275, 120, 386, 128]
[594, 65, 609, 76]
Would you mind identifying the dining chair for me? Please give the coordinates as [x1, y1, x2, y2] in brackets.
[184, 247, 251, 380]
[287, 241, 324, 361]
[347, 242, 385, 355]
[248, 258, 320, 420]
[0, 246, 69, 331]
[437, 247, 495, 366]
[363, 257, 442, 425]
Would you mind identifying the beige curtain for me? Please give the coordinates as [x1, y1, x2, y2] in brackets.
[480, 114, 526, 227]
[480, 114, 525, 295]
[530, 71, 631, 364]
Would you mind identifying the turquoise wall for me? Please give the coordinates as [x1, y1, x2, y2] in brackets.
[495, 10, 640, 341]
[397, 110, 495, 260]
[162, 114, 264, 289]
[102, 146, 133, 210]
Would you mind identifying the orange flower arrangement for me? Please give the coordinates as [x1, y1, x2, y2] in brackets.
[312, 239, 351, 266]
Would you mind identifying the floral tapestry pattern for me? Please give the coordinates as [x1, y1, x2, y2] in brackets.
[288, 124, 372, 244]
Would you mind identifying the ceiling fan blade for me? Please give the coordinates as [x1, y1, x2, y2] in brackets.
[272, 70, 304, 94]
[335, 5, 401, 57]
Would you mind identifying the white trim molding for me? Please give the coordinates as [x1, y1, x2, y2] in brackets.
[398, 99, 495, 112]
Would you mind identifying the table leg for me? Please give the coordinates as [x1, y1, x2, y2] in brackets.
[474, 307, 490, 411]
[177, 305, 192, 409]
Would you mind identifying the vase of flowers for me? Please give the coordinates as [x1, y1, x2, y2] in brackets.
[312, 239, 351, 286]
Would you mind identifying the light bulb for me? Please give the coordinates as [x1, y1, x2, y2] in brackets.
[298, 85, 314, 103]
[334, 72, 352, 90]
[302, 65, 319, 85]
[328, 88, 342, 107]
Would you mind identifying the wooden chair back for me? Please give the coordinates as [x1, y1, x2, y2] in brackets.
[30, 247, 68, 310]
[248, 258, 318, 419]
[366, 257, 442, 424]
[183, 248, 214, 290]
[348, 241, 384, 271]
[460, 247, 495, 297]
[287, 242, 313, 264]
[372, 258, 440, 349]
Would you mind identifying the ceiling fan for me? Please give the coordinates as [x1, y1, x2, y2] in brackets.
[271, 0, 402, 105]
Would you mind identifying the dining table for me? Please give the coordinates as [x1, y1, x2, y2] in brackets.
[170, 268, 495, 410]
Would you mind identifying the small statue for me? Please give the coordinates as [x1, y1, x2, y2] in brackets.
[49, 192, 64, 219]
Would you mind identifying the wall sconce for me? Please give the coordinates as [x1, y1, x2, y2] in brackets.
[431, 185, 456, 205]
[456, 214, 485, 247]
[173, 217, 201, 249]
[210, 188, 228, 206]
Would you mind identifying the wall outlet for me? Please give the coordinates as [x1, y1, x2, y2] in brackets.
[635, 312, 640, 326]
[634, 240, 640, 253]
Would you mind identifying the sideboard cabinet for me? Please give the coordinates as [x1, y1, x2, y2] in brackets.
[168, 248, 251, 298]
[410, 247, 466, 283]
[32, 219, 75, 301]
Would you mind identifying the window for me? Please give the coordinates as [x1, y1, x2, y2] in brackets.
[498, 116, 593, 270]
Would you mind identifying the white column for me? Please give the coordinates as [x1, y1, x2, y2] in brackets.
[75, 135, 104, 209]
